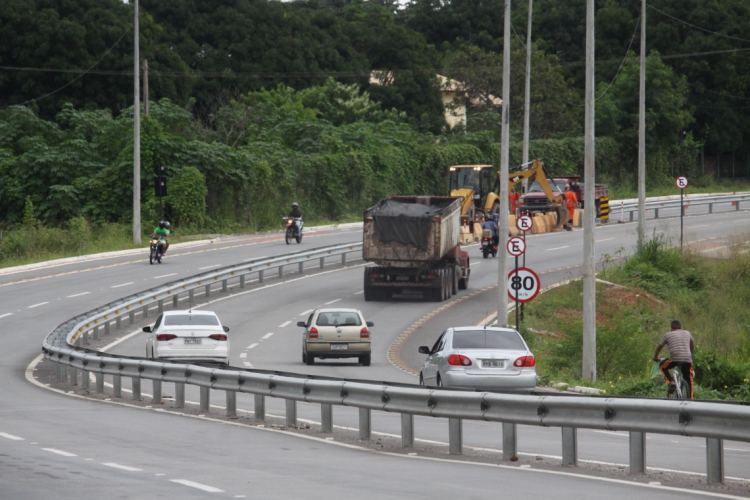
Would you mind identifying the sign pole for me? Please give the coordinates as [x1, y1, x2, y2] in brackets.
[676, 176, 688, 250]
[680, 187, 684, 249]
[521, 231, 526, 321]
[515, 255, 519, 330]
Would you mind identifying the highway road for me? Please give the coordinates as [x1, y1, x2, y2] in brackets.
[3, 209, 750, 498]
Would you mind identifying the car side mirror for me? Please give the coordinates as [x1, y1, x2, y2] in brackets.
[223, 326, 230, 333]
[142, 326, 152, 333]
[297, 321, 307, 328]
[366, 321, 374, 327]
[418, 346, 430, 354]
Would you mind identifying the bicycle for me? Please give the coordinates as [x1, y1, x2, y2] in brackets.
[655, 358, 690, 399]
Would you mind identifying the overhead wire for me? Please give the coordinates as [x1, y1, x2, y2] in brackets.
[646, 3, 750, 44]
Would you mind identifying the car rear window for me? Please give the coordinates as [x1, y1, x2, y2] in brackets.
[316, 312, 362, 327]
[164, 314, 220, 326]
[452, 330, 525, 350]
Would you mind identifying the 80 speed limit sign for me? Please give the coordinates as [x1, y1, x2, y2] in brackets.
[507, 267, 541, 303]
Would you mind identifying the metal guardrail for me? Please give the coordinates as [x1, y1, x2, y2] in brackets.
[41, 242, 749, 486]
[614, 193, 750, 221]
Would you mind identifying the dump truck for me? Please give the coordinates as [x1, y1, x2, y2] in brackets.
[363, 196, 470, 302]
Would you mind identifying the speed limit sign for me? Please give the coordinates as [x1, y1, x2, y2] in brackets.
[516, 215, 533, 233]
[506, 237, 526, 256]
[507, 267, 541, 303]
[675, 176, 689, 190]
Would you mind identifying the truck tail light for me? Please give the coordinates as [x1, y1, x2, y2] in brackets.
[514, 355, 535, 367]
[209, 334, 227, 341]
[447, 354, 472, 366]
[360, 327, 369, 339]
[309, 327, 318, 339]
[156, 334, 177, 341]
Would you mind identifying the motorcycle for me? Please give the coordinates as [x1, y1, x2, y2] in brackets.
[481, 229, 498, 259]
[283, 217, 303, 244]
[149, 237, 166, 264]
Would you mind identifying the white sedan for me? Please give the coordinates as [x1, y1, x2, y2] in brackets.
[144, 310, 230, 364]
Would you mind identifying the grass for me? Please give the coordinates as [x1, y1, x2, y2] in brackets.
[513, 236, 750, 400]
[608, 177, 750, 200]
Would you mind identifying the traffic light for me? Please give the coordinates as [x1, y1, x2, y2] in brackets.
[154, 164, 167, 197]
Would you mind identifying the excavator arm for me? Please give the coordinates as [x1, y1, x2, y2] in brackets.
[498, 159, 568, 229]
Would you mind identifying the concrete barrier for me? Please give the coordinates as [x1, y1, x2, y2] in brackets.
[508, 215, 519, 236]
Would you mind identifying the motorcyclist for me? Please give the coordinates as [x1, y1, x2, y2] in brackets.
[481, 213, 500, 249]
[151, 220, 170, 255]
[287, 202, 303, 236]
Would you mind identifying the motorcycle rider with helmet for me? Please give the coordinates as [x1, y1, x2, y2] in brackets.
[288, 202, 303, 237]
[151, 220, 171, 256]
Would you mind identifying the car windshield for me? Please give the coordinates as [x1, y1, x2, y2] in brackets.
[316, 312, 362, 327]
[164, 314, 220, 326]
[527, 181, 565, 194]
[452, 330, 526, 350]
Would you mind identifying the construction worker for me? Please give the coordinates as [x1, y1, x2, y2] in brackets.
[564, 185, 578, 230]
[509, 188, 520, 215]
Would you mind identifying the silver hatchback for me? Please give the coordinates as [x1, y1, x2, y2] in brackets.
[418, 326, 536, 393]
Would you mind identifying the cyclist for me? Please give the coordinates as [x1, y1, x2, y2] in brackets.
[652, 319, 695, 399]
[152, 220, 170, 256]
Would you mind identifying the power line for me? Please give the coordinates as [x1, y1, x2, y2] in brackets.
[646, 3, 750, 44]
[1, 25, 132, 109]
[594, 17, 640, 102]
[685, 81, 750, 101]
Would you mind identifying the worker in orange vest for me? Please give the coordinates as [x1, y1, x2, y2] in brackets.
[509, 188, 520, 215]
[564, 185, 578, 230]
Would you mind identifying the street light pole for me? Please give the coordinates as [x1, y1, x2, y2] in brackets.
[582, 0, 596, 382]
[133, 0, 141, 245]
[498, 0, 512, 327]
[637, 0, 646, 246]
[521, 0, 533, 193]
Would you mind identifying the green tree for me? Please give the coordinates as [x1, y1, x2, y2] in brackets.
[167, 166, 208, 227]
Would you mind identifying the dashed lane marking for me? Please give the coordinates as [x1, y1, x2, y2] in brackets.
[66, 292, 91, 298]
[299, 309, 313, 316]
[0, 432, 23, 440]
[324, 298, 341, 305]
[43, 448, 77, 457]
[242, 361, 252, 367]
[111, 282, 134, 288]
[595, 238, 615, 243]
[247, 343, 259, 349]
[353, 291, 364, 295]
[154, 273, 177, 279]
[261, 332, 274, 340]
[278, 321, 292, 328]
[239, 353, 247, 359]
[103, 463, 142, 472]
[28, 302, 49, 309]
[198, 265, 221, 270]
[170, 479, 224, 493]
[0, 313, 12, 319]
[545, 246, 570, 251]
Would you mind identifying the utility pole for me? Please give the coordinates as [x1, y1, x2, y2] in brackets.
[582, 0, 596, 382]
[637, 0, 646, 245]
[498, 0, 512, 327]
[521, 0, 533, 193]
[143, 59, 149, 115]
[133, 0, 141, 245]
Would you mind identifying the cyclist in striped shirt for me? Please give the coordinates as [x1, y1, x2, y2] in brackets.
[653, 320, 695, 399]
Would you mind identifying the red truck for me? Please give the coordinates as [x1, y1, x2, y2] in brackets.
[518, 176, 609, 217]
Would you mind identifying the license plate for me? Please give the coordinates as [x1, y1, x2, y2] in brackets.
[184, 338, 202, 345]
[395, 276, 410, 281]
[481, 360, 504, 368]
[330, 344, 348, 350]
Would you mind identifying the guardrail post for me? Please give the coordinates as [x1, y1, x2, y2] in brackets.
[116, 316, 122, 329]
[200, 386, 210, 412]
[629, 211, 634, 222]
[279, 266, 283, 278]
[706, 438, 724, 484]
[654, 208, 659, 219]
[629, 431, 646, 474]
[240, 275, 245, 289]
[59, 363, 67, 383]
[189, 289, 195, 303]
[321, 404, 333, 433]
[299, 262, 304, 275]
[132, 377, 141, 401]
[158, 299, 164, 313]
[259, 270, 264, 283]
[175, 382, 185, 408]
[561, 427, 577, 466]
[254, 395, 265, 421]
[285, 399, 297, 427]
[129, 310, 135, 324]
[95, 373, 104, 393]
[359, 408, 371, 440]
[205, 284, 211, 297]
[401, 414, 414, 448]
[105, 321, 110, 335]
[142, 305, 148, 318]
[737, 201, 741, 211]
[173, 294, 179, 308]
[113, 374, 121, 398]
[320, 257, 325, 269]
[448, 418, 462, 455]
[83, 330, 89, 345]
[709, 203, 713, 214]
[222, 279, 228, 292]
[226, 391, 237, 418]
[502, 423, 517, 460]
[93, 326, 100, 341]
[70, 367, 77, 386]
[342, 253, 347, 266]
[152, 380, 162, 403]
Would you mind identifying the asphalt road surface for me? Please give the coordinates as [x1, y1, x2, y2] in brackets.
[3, 212, 750, 499]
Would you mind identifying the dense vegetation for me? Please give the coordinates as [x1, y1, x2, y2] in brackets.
[520, 237, 750, 400]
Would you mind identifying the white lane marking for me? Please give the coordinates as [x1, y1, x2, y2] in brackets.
[66, 292, 91, 298]
[0, 432, 23, 440]
[242, 361, 252, 367]
[261, 332, 274, 340]
[689, 224, 709, 229]
[545, 246, 570, 251]
[725, 447, 750, 452]
[170, 479, 224, 493]
[103, 463, 142, 472]
[247, 343, 258, 349]
[198, 264, 221, 270]
[278, 320, 292, 328]
[239, 353, 247, 359]
[242, 256, 267, 262]
[593, 431, 628, 437]
[299, 309, 313, 316]
[43, 448, 77, 457]
[324, 298, 341, 305]
[155, 473, 166, 476]
[154, 273, 177, 279]
[595, 238, 615, 243]
[111, 282, 134, 288]
[235, 496, 247, 498]
[28, 302, 49, 309]
[354, 291, 364, 295]
[0, 313, 12, 319]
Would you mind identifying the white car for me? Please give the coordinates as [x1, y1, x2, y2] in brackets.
[144, 310, 230, 364]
